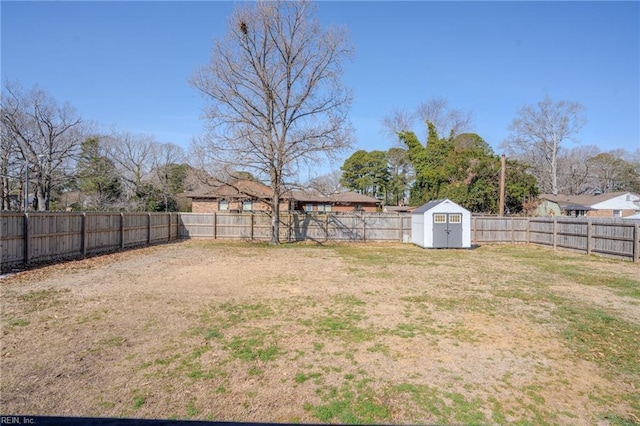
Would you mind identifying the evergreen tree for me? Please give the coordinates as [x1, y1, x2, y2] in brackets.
[340, 150, 390, 198]
[76, 137, 122, 210]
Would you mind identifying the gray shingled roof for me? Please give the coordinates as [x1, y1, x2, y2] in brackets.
[539, 192, 628, 207]
[288, 190, 379, 204]
[411, 199, 447, 214]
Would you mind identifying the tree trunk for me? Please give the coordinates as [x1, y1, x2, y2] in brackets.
[551, 139, 558, 195]
[270, 193, 280, 245]
[37, 186, 46, 211]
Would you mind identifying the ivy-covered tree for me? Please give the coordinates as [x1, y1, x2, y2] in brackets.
[400, 122, 454, 205]
[399, 121, 537, 214]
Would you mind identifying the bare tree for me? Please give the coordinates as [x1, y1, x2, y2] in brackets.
[307, 170, 345, 195]
[150, 142, 185, 211]
[556, 144, 600, 195]
[381, 107, 414, 139]
[190, 0, 353, 243]
[0, 110, 21, 210]
[381, 99, 473, 145]
[502, 95, 586, 195]
[104, 131, 155, 209]
[587, 150, 640, 194]
[415, 98, 473, 139]
[2, 81, 84, 210]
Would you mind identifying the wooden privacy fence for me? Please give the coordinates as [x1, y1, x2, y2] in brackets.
[1, 212, 180, 272]
[179, 213, 640, 261]
[1, 212, 411, 271]
[178, 212, 412, 243]
[472, 216, 640, 262]
[2, 212, 639, 271]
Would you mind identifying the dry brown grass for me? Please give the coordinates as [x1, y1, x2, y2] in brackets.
[1, 240, 639, 425]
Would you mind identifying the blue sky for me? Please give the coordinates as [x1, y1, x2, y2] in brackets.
[2, 1, 639, 172]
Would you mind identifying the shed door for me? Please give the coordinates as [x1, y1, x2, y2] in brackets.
[432, 213, 463, 248]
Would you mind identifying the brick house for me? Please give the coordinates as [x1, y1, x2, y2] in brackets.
[185, 180, 286, 213]
[288, 190, 380, 213]
[534, 192, 640, 218]
[185, 180, 380, 213]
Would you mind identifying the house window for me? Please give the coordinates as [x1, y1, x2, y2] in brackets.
[219, 200, 229, 211]
[242, 200, 253, 212]
[449, 214, 462, 224]
[317, 204, 332, 213]
[433, 214, 446, 223]
[613, 209, 622, 217]
[354, 204, 363, 211]
[305, 204, 314, 212]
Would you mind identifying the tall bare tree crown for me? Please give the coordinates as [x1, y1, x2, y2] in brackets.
[502, 95, 586, 195]
[190, 0, 354, 243]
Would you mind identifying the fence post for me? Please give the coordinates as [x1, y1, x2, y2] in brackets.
[81, 213, 88, 257]
[634, 223, 640, 263]
[511, 217, 515, 244]
[213, 212, 217, 239]
[120, 212, 125, 249]
[325, 213, 329, 242]
[552, 219, 557, 250]
[147, 213, 152, 245]
[526, 218, 530, 243]
[250, 213, 254, 241]
[167, 213, 172, 242]
[586, 220, 593, 256]
[400, 214, 404, 242]
[23, 213, 30, 266]
[472, 217, 477, 244]
[362, 215, 366, 242]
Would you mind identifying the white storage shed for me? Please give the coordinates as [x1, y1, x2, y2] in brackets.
[411, 199, 471, 248]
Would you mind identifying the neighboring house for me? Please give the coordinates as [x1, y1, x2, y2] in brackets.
[289, 190, 380, 213]
[185, 180, 381, 213]
[534, 192, 640, 218]
[185, 180, 288, 213]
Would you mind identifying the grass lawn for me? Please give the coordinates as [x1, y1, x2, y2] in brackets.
[1, 240, 639, 425]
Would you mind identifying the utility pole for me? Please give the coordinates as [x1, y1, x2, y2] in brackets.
[24, 164, 29, 212]
[499, 154, 506, 216]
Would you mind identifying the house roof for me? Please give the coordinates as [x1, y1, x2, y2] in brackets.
[185, 179, 272, 199]
[331, 192, 380, 204]
[185, 180, 380, 205]
[289, 190, 380, 204]
[560, 204, 595, 211]
[383, 205, 416, 213]
[539, 192, 629, 208]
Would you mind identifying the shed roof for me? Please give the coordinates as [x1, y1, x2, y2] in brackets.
[411, 199, 469, 214]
